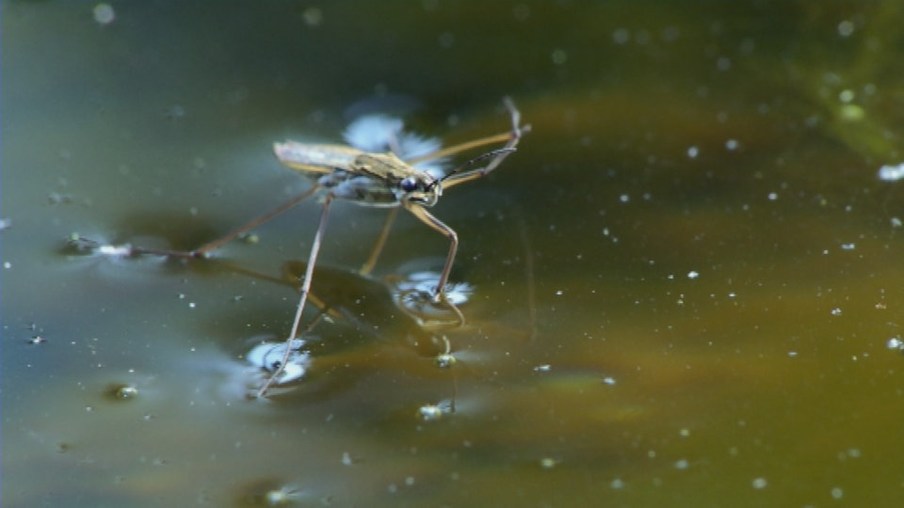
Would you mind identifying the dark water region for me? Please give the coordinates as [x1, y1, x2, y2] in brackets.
[4, 1, 904, 506]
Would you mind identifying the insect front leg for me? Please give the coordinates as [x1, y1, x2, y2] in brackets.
[404, 203, 459, 301]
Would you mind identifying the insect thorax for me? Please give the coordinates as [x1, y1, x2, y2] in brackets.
[317, 152, 442, 207]
[317, 171, 401, 207]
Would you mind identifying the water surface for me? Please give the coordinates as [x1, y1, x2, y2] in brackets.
[4, 2, 904, 506]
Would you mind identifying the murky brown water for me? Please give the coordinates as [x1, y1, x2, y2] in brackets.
[4, 1, 904, 507]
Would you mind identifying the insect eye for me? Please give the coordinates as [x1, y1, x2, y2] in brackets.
[400, 177, 418, 192]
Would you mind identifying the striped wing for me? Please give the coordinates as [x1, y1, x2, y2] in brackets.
[273, 141, 363, 175]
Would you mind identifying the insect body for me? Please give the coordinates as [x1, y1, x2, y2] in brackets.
[274, 145, 441, 207]
[274, 99, 524, 306]
[254, 99, 525, 395]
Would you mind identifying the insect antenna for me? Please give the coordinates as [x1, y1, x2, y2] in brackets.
[430, 148, 517, 190]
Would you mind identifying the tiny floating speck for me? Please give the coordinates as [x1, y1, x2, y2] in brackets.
[540, 457, 559, 469]
[878, 162, 904, 182]
[264, 485, 304, 506]
[435, 353, 456, 368]
[92, 3, 115, 25]
[107, 383, 139, 400]
[417, 400, 453, 421]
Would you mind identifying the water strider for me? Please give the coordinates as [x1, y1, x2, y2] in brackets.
[73, 98, 528, 396]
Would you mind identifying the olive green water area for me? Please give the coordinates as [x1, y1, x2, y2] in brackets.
[4, 1, 904, 506]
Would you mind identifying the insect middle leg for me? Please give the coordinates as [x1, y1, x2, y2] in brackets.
[73, 186, 320, 260]
[359, 207, 400, 276]
[187, 186, 319, 258]
[257, 193, 334, 397]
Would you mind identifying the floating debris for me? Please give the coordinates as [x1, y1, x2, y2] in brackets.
[264, 485, 305, 506]
[886, 337, 904, 352]
[235, 478, 306, 507]
[417, 400, 453, 421]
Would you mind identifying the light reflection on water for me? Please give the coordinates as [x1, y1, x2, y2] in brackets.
[4, 1, 904, 507]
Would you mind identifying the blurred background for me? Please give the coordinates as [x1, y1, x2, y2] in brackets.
[3, 1, 904, 506]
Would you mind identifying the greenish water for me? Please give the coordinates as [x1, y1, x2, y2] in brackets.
[4, 1, 904, 506]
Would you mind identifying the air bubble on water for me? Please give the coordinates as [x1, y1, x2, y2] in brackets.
[878, 162, 904, 182]
[837, 20, 855, 37]
[687, 146, 699, 158]
[540, 457, 559, 469]
[752, 477, 768, 489]
[830, 307, 842, 316]
[886, 337, 903, 351]
[93, 3, 115, 25]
